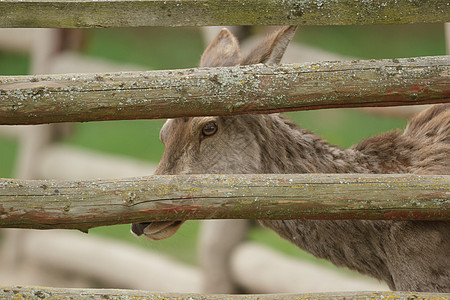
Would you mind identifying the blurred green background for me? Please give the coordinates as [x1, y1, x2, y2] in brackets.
[0, 24, 446, 268]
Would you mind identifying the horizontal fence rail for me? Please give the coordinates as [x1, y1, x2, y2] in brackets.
[0, 286, 450, 300]
[0, 174, 448, 231]
[1, 56, 449, 125]
[1, 0, 449, 28]
[1, 286, 449, 300]
[0, 0, 450, 28]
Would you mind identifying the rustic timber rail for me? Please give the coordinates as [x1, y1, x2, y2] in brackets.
[1, 174, 448, 231]
[0, 286, 448, 300]
[1, 56, 449, 125]
[1, 0, 450, 299]
[0, 0, 448, 28]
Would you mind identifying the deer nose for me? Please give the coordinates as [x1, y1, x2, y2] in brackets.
[131, 222, 151, 236]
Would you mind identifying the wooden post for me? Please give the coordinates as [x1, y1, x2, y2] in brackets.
[0, 28, 61, 276]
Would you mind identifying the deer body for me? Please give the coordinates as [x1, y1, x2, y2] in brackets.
[132, 26, 450, 292]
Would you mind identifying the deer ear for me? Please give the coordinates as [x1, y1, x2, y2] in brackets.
[200, 28, 242, 67]
[243, 26, 298, 65]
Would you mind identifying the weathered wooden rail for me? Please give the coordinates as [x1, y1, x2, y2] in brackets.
[0, 174, 448, 231]
[0, 286, 448, 300]
[1, 56, 449, 125]
[1, 0, 449, 28]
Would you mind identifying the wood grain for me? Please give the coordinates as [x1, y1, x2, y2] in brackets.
[1, 56, 449, 125]
[0, 285, 448, 299]
[0, 174, 448, 231]
[1, 0, 448, 28]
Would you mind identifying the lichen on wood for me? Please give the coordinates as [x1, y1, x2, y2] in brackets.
[0, 56, 449, 125]
[0, 285, 449, 299]
[0, 174, 448, 231]
[0, 0, 449, 28]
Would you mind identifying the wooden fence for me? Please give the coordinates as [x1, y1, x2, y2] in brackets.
[1, 56, 449, 125]
[0, 286, 446, 300]
[1, 0, 448, 28]
[1, 0, 450, 299]
[1, 174, 449, 231]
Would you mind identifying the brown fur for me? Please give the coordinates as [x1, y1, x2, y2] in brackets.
[132, 26, 450, 292]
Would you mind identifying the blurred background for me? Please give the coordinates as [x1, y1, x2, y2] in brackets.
[0, 24, 447, 293]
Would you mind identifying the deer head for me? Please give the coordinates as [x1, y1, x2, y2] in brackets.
[131, 26, 298, 240]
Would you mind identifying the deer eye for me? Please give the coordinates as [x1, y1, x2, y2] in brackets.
[202, 121, 218, 137]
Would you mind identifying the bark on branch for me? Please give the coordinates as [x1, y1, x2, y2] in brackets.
[0, 174, 448, 231]
[1, 56, 449, 125]
[1, 0, 448, 28]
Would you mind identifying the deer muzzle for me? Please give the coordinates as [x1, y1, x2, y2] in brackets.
[131, 221, 184, 240]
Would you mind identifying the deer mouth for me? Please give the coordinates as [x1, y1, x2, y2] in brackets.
[131, 221, 184, 240]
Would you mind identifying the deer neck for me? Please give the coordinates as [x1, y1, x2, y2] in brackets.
[258, 114, 403, 287]
[259, 218, 395, 288]
[258, 114, 386, 174]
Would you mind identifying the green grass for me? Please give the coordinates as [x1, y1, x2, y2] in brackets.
[0, 25, 443, 267]
[65, 120, 166, 163]
[84, 27, 205, 70]
[0, 137, 18, 178]
[296, 24, 446, 59]
[0, 51, 30, 75]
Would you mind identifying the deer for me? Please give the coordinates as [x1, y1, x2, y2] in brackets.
[132, 26, 450, 293]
